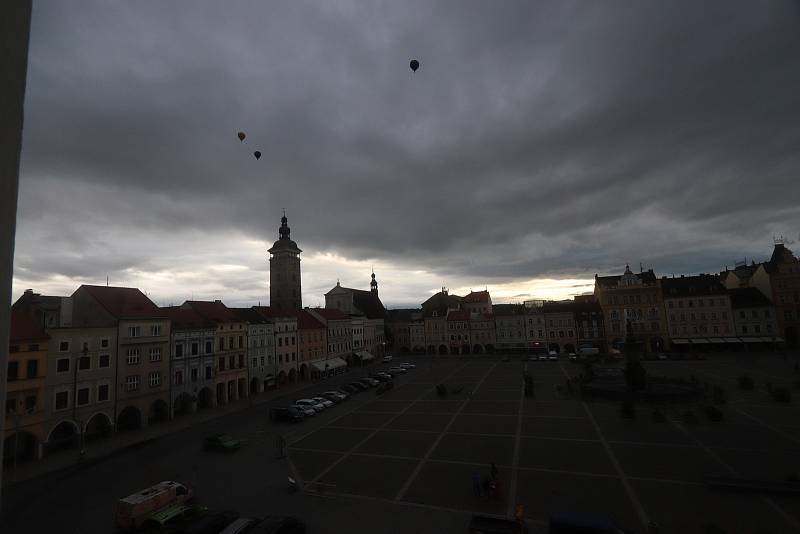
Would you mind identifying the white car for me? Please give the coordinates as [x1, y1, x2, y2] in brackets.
[388, 366, 407, 374]
[324, 390, 348, 401]
[400, 362, 416, 369]
[295, 398, 325, 412]
[568, 352, 577, 361]
[311, 396, 334, 408]
[382, 355, 393, 363]
[291, 404, 315, 417]
[538, 354, 548, 361]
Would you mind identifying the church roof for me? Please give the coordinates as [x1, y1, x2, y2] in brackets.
[351, 289, 386, 319]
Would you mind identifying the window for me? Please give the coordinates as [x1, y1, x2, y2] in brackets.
[97, 384, 109, 402]
[175, 344, 184, 357]
[175, 370, 183, 385]
[205, 366, 213, 379]
[751, 310, 758, 318]
[755, 325, 761, 333]
[57, 358, 70, 373]
[59, 341, 70, 352]
[260, 356, 265, 366]
[205, 341, 212, 354]
[28, 343, 39, 351]
[25, 395, 36, 411]
[191, 342, 198, 356]
[219, 337, 224, 351]
[128, 326, 140, 337]
[126, 375, 139, 391]
[7, 361, 18, 381]
[767, 324, 773, 332]
[5, 398, 16, 415]
[101, 338, 109, 348]
[127, 349, 141, 365]
[77, 388, 90, 406]
[218, 357, 225, 371]
[765, 309, 771, 318]
[739, 311, 746, 319]
[79, 356, 91, 370]
[149, 348, 161, 362]
[191, 368, 198, 382]
[149, 372, 161, 387]
[150, 325, 161, 336]
[55, 390, 69, 410]
[742, 325, 748, 334]
[27, 359, 38, 378]
[238, 336, 243, 348]
[252, 357, 258, 367]
[229, 356, 235, 369]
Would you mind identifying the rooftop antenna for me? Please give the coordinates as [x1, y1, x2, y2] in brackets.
[106, 276, 109, 287]
[639, 262, 643, 273]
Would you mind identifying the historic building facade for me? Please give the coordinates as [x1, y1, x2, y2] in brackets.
[662, 275, 735, 349]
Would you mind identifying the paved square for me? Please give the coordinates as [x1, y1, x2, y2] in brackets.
[286, 355, 800, 533]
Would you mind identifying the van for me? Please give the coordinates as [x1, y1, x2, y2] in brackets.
[114, 481, 193, 531]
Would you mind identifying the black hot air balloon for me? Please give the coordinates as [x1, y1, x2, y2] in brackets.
[410, 59, 419, 72]
[253, 151, 261, 160]
[237, 131, 246, 141]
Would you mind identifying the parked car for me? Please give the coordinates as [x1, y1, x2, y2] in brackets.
[657, 353, 668, 360]
[270, 406, 304, 423]
[322, 391, 347, 402]
[348, 381, 368, 391]
[290, 404, 315, 417]
[382, 355, 393, 363]
[359, 378, 379, 387]
[371, 373, 391, 382]
[203, 434, 241, 452]
[388, 366, 407, 374]
[538, 354, 548, 361]
[400, 362, 416, 369]
[568, 353, 577, 361]
[221, 516, 306, 534]
[311, 396, 335, 408]
[182, 510, 239, 534]
[548, 353, 558, 361]
[295, 398, 325, 412]
[340, 384, 359, 394]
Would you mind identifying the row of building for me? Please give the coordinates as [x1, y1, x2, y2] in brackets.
[5, 278, 386, 463]
[387, 242, 800, 356]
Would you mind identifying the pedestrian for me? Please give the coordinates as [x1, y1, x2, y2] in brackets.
[471, 471, 482, 498]
[490, 462, 499, 481]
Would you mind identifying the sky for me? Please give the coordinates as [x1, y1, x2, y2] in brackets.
[12, 0, 800, 309]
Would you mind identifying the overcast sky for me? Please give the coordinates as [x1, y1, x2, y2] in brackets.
[12, 0, 800, 309]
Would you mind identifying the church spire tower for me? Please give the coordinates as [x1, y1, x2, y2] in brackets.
[370, 269, 378, 295]
[268, 211, 302, 308]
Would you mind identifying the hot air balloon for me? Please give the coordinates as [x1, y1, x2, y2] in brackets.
[237, 131, 246, 141]
[253, 151, 261, 160]
[409, 59, 419, 72]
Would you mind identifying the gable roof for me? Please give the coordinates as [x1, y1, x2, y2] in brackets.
[229, 307, 269, 325]
[661, 274, 727, 297]
[182, 300, 238, 323]
[310, 308, 350, 321]
[421, 290, 462, 317]
[252, 306, 299, 322]
[162, 306, 216, 329]
[294, 309, 325, 330]
[350, 289, 386, 319]
[80, 285, 165, 318]
[542, 301, 577, 314]
[447, 309, 469, 322]
[463, 290, 490, 303]
[10, 310, 50, 342]
[595, 269, 657, 289]
[728, 287, 773, 308]
[493, 304, 527, 316]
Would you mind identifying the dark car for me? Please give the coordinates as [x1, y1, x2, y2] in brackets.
[247, 516, 306, 534]
[349, 381, 368, 391]
[340, 384, 359, 394]
[371, 373, 391, 382]
[203, 433, 241, 452]
[269, 406, 304, 423]
[182, 510, 239, 534]
[358, 378, 379, 387]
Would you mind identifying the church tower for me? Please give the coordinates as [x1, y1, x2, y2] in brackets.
[370, 270, 378, 296]
[268, 211, 302, 309]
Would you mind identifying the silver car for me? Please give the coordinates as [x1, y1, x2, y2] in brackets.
[295, 398, 325, 412]
[312, 396, 335, 408]
[291, 404, 315, 417]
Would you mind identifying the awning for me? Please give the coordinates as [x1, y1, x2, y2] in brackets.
[311, 357, 348, 372]
[706, 337, 724, 343]
[723, 337, 741, 343]
[740, 336, 764, 343]
[356, 351, 375, 361]
[671, 339, 691, 344]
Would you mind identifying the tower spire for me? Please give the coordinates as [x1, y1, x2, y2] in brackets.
[370, 269, 378, 294]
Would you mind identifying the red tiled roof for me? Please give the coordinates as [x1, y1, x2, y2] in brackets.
[251, 307, 324, 330]
[309, 308, 350, 320]
[183, 300, 238, 323]
[463, 290, 490, 303]
[252, 306, 299, 321]
[163, 306, 216, 329]
[229, 307, 269, 324]
[447, 309, 469, 322]
[10, 310, 49, 342]
[80, 285, 165, 318]
[295, 310, 325, 330]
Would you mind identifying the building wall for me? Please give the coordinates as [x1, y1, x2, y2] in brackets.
[325, 318, 351, 361]
[44, 327, 117, 449]
[664, 295, 734, 338]
[5, 336, 48, 459]
[247, 322, 275, 390]
[596, 277, 667, 352]
[447, 320, 470, 352]
[273, 318, 298, 381]
[525, 310, 548, 353]
[171, 327, 216, 412]
[543, 312, 577, 353]
[298, 326, 325, 379]
[732, 306, 777, 337]
[424, 316, 448, 352]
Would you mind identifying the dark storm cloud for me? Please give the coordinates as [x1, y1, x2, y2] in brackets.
[17, 0, 800, 290]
